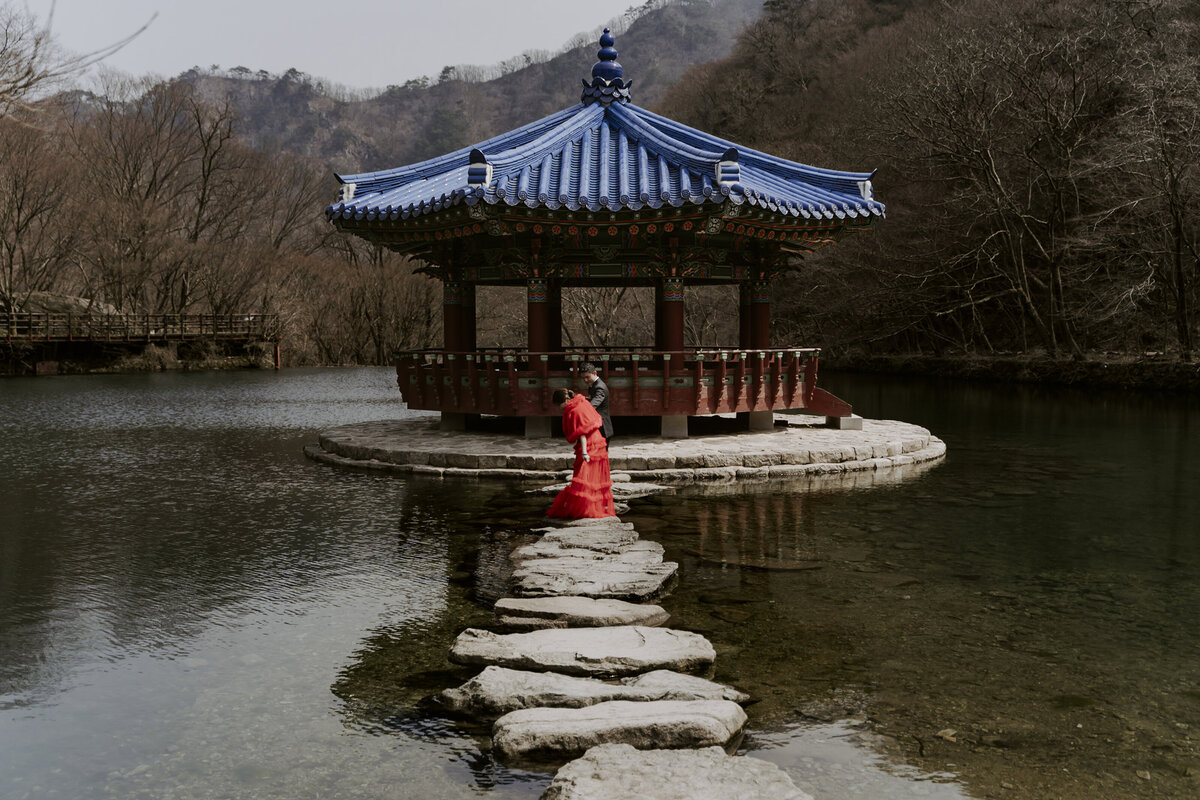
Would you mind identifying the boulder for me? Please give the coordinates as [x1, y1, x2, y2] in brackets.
[440, 666, 749, 717]
[492, 699, 748, 760]
[493, 596, 670, 631]
[541, 743, 813, 800]
[510, 558, 678, 601]
[448, 626, 715, 677]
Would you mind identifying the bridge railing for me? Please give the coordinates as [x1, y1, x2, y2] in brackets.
[2, 313, 281, 342]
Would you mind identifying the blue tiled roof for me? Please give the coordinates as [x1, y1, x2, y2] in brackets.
[326, 31, 884, 226]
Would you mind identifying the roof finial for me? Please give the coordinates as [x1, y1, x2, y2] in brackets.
[582, 28, 632, 106]
[592, 28, 622, 82]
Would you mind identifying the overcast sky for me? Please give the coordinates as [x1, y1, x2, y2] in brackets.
[23, 0, 639, 90]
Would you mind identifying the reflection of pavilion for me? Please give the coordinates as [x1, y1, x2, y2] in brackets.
[328, 30, 884, 437]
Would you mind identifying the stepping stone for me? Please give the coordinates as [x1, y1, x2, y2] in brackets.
[537, 518, 633, 530]
[542, 743, 813, 800]
[491, 699, 748, 760]
[494, 596, 670, 631]
[512, 539, 665, 564]
[448, 626, 715, 677]
[532, 482, 672, 500]
[510, 558, 678, 601]
[440, 666, 749, 717]
[537, 527, 640, 551]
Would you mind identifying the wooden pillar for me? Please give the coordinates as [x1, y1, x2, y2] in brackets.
[443, 280, 462, 352]
[527, 278, 550, 353]
[660, 276, 685, 353]
[750, 279, 771, 349]
[739, 281, 752, 349]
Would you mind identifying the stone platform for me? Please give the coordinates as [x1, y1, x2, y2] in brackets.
[305, 415, 946, 485]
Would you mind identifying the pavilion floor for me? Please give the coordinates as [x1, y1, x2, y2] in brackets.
[305, 414, 945, 487]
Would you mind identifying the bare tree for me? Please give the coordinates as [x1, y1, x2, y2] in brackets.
[0, 114, 74, 312]
[0, 1, 151, 117]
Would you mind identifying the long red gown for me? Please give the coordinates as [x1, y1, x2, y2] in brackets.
[547, 394, 616, 519]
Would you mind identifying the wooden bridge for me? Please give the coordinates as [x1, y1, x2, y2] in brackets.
[2, 312, 282, 374]
[2, 313, 281, 343]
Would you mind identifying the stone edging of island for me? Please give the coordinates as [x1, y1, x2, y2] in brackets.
[305, 416, 946, 484]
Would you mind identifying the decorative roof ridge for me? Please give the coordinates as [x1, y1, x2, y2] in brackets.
[632, 105, 878, 185]
[335, 104, 586, 188]
[581, 28, 631, 106]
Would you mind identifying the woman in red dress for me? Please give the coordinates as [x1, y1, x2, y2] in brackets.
[546, 388, 616, 519]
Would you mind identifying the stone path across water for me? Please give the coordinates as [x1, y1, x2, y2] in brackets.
[432, 513, 814, 798]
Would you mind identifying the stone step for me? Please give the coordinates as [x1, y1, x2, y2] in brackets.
[510, 558, 678, 601]
[535, 527, 641, 551]
[493, 596, 670, 631]
[492, 699, 747, 760]
[542, 743, 813, 800]
[512, 540, 665, 564]
[448, 626, 714, 677]
[440, 666, 750, 718]
[536, 518, 634, 531]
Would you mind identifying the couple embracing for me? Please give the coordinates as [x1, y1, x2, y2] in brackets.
[546, 363, 616, 520]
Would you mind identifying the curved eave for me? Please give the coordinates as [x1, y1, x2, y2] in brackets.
[326, 101, 885, 224]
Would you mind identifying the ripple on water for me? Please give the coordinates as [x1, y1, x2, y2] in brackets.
[744, 722, 969, 800]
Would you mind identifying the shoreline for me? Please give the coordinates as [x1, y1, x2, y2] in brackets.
[824, 352, 1200, 393]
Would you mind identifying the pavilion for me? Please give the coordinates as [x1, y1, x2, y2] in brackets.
[326, 29, 884, 437]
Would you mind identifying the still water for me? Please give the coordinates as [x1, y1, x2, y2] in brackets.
[1, 368, 1197, 799]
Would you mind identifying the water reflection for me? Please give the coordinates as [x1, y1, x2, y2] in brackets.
[2, 368, 1197, 799]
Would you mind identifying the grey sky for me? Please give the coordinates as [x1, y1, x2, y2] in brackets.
[24, 0, 640, 90]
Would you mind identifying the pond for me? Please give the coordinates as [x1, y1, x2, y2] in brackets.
[1, 367, 1196, 799]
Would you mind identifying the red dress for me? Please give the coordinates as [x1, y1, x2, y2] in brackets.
[547, 394, 616, 519]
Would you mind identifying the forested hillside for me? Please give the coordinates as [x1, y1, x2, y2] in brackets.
[662, 0, 1200, 361]
[2, 0, 1197, 370]
[180, 0, 762, 173]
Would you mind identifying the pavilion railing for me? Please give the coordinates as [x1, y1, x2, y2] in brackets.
[2, 313, 281, 343]
[393, 347, 851, 418]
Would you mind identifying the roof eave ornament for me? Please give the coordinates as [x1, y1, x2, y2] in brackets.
[581, 28, 632, 106]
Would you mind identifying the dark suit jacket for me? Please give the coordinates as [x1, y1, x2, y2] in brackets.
[587, 377, 614, 439]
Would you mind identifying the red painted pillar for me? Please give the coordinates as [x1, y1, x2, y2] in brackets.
[443, 280, 462, 353]
[527, 278, 550, 353]
[660, 276, 685, 354]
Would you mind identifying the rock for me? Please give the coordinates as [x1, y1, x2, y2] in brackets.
[531, 482, 671, 500]
[538, 518, 633, 530]
[494, 596, 670, 630]
[623, 670, 750, 704]
[512, 539, 664, 564]
[538, 527, 641, 550]
[439, 666, 750, 717]
[448, 626, 715, 677]
[510, 557, 678, 601]
[541, 743, 812, 800]
[492, 700, 748, 760]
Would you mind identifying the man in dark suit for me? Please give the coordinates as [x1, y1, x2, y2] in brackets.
[579, 362, 613, 440]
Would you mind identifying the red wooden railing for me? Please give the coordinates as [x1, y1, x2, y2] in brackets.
[394, 347, 852, 418]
